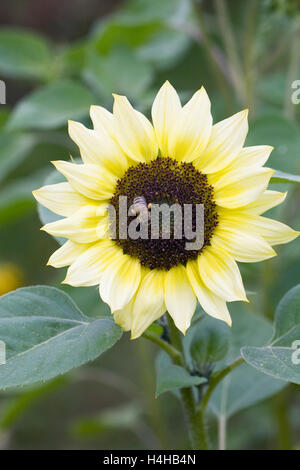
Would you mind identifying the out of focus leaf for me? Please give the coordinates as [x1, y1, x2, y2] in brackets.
[7, 80, 94, 131]
[0, 169, 47, 225]
[0, 286, 122, 389]
[0, 377, 67, 430]
[270, 170, 300, 184]
[137, 29, 191, 70]
[73, 403, 142, 438]
[92, 19, 160, 54]
[246, 115, 300, 173]
[155, 351, 206, 397]
[0, 132, 36, 184]
[0, 28, 52, 80]
[84, 47, 153, 102]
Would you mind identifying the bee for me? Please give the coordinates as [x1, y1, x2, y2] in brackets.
[129, 196, 151, 223]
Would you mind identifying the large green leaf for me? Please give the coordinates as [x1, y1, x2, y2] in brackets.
[155, 351, 206, 397]
[0, 286, 122, 389]
[242, 285, 300, 384]
[7, 80, 94, 131]
[0, 132, 36, 184]
[242, 325, 300, 385]
[210, 305, 286, 418]
[0, 28, 52, 80]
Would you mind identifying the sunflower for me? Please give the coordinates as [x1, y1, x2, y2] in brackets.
[33, 81, 299, 339]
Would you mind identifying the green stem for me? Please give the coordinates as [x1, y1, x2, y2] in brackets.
[167, 316, 209, 450]
[200, 357, 244, 412]
[243, 0, 257, 113]
[142, 331, 182, 365]
[214, 0, 246, 104]
[192, 0, 235, 113]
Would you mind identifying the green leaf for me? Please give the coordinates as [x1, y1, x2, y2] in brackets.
[0, 28, 52, 80]
[270, 170, 300, 185]
[241, 324, 300, 385]
[0, 170, 47, 225]
[0, 286, 122, 389]
[155, 352, 206, 397]
[273, 284, 300, 339]
[246, 115, 300, 174]
[210, 364, 285, 418]
[210, 305, 286, 418]
[84, 47, 154, 103]
[241, 284, 300, 385]
[0, 132, 36, 184]
[7, 80, 94, 131]
[188, 315, 230, 365]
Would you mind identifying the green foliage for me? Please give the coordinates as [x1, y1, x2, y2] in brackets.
[189, 316, 230, 366]
[242, 285, 300, 384]
[155, 352, 206, 397]
[0, 286, 122, 389]
[7, 80, 94, 131]
[210, 305, 286, 417]
[0, 28, 52, 80]
[246, 115, 300, 174]
[84, 47, 154, 104]
[0, 132, 36, 184]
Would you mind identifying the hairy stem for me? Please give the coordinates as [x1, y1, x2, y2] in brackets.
[167, 316, 209, 450]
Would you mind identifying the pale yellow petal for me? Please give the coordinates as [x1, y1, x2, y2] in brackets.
[68, 120, 128, 178]
[213, 168, 275, 208]
[223, 145, 273, 172]
[168, 87, 212, 162]
[33, 182, 96, 217]
[186, 260, 232, 325]
[164, 265, 196, 334]
[41, 206, 100, 243]
[113, 295, 136, 332]
[64, 239, 121, 287]
[131, 270, 166, 339]
[151, 81, 181, 158]
[100, 253, 141, 312]
[235, 214, 299, 246]
[113, 94, 158, 162]
[47, 240, 88, 268]
[197, 245, 247, 302]
[212, 228, 276, 262]
[241, 190, 287, 215]
[52, 160, 117, 201]
[195, 109, 248, 173]
[90, 105, 116, 140]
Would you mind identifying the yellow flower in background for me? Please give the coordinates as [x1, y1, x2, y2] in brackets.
[0, 263, 24, 296]
[33, 81, 299, 339]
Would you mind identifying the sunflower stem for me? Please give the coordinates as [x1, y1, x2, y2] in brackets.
[142, 331, 182, 365]
[167, 316, 209, 450]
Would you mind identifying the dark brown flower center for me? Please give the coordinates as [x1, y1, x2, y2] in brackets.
[109, 156, 218, 270]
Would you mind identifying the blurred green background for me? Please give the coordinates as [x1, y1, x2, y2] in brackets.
[0, 0, 299, 450]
